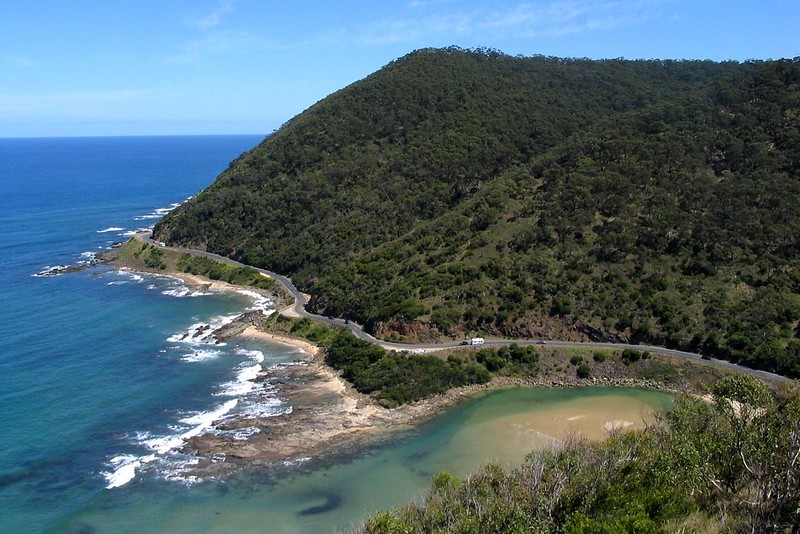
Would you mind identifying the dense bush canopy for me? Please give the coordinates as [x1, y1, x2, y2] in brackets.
[155, 48, 800, 376]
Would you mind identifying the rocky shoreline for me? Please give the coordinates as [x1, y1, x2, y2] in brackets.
[177, 315, 675, 480]
[176, 328, 482, 479]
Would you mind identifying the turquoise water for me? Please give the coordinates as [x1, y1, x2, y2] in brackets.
[59, 387, 671, 533]
[0, 136, 672, 533]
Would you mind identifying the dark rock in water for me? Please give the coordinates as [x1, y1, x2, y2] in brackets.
[212, 310, 269, 341]
[0, 468, 32, 488]
[297, 493, 343, 516]
[33, 262, 97, 277]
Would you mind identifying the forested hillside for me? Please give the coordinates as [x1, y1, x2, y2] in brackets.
[154, 48, 800, 376]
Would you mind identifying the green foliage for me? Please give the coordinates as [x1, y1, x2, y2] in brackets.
[361, 511, 410, 534]
[629, 360, 681, 385]
[431, 471, 461, 494]
[155, 48, 800, 376]
[476, 344, 539, 375]
[361, 379, 800, 532]
[325, 330, 386, 381]
[265, 318, 539, 406]
[621, 350, 643, 365]
[144, 247, 166, 269]
[710, 374, 772, 407]
[476, 348, 507, 372]
[115, 240, 168, 270]
[576, 364, 591, 379]
[287, 316, 339, 346]
[324, 330, 491, 407]
[176, 254, 276, 290]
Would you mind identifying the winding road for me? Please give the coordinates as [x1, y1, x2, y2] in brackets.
[137, 232, 789, 384]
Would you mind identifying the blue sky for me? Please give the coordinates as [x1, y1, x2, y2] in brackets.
[1, 0, 797, 137]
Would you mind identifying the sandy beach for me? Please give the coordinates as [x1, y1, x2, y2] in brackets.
[240, 326, 322, 359]
[168, 271, 254, 294]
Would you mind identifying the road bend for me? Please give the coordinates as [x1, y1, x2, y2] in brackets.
[136, 232, 789, 384]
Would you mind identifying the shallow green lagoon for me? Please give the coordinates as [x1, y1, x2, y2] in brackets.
[60, 387, 672, 533]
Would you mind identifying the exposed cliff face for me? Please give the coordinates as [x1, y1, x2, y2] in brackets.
[155, 48, 800, 376]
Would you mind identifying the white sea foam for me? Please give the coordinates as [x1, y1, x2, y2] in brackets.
[180, 349, 222, 363]
[237, 289, 275, 314]
[162, 285, 214, 298]
[178, 400, 238, 427]
[216, 363, 262, 397]
[107, 271, 145, 285]
[102, 453, 156, 489]
[32, 265, 69, 277]
[119, 226, 152, 237]
[134, 202, 183, 221]
[222, 426, 261, 441]
[104, 399, 239, 489]
[167, 313, 240, 345]
[282, 456, 311, 468]
[237, 396, 290, 419]
[142, 399, 239, 455]
[97, 227, 124, 233]
[236, 347, 265, 363]
[103, 345, 293, 489]
[33, 249, 100, 277]
[102, 274, 292, 488]
[214, 349, 267, 397]
[155, 204, 180, 214]
[103, 455, 140, 488]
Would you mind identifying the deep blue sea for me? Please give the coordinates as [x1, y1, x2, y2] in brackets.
[0, 135, 296, 531]
[0, 136, 672, 533]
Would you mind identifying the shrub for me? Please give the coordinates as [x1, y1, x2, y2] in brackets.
[325, 331, 491, 406]
[576, 364, 591, 379]
[622, 349, 642, 365]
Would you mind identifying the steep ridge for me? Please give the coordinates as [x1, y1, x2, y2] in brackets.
[154, 48, 800, 376]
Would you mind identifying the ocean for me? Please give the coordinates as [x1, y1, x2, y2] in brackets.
[0, 136, 672, 533]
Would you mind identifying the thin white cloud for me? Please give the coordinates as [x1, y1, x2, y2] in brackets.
[168, 30, 265, 63]
[484, 0, 670, 37]
[407, 0, 462, 9]
[3, 55, 35, 67]
[353, 13, 475, 46]
[186, 0, 235, 30]
[172, 1, 265, 63]
[169, 0, 670, 61]
[0, 90, 160, 115]
[346, 0, 670, 46]
[493, 0, 662, 37]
